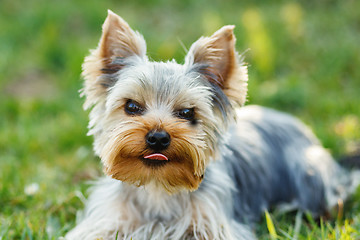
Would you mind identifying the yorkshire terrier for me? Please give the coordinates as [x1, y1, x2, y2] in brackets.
[65, 10, 360, 240]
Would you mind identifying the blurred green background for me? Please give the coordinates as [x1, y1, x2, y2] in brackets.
[1, 0, 360, 239]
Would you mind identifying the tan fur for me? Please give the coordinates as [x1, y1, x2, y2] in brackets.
[100, 113, 205, 193]
[185, 26, 248, 107]
[81, 10, 146, 110]
[100, 10, 146, 60]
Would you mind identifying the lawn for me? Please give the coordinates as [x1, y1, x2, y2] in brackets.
[1, 0, 360, 239]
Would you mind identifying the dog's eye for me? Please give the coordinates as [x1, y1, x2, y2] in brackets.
[176, 108, 195, 121]
[125, 100, 144, 115]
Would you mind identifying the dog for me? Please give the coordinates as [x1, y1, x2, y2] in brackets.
[65, 10, 360, 240]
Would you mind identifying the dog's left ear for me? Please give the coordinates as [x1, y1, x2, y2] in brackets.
[185, 26, 248, 106]
[82, 10, 147, 109]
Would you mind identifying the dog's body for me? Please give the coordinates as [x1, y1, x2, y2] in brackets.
[65, 10, 359, 240]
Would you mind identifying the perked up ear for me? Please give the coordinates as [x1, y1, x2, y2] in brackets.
[82, 10, 147, 109]
[185, 26, 248, 107]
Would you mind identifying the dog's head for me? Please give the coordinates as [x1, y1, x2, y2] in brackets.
[82, 10, 248, 193]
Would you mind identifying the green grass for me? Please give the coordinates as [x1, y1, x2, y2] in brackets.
[1, 0, 360, 239]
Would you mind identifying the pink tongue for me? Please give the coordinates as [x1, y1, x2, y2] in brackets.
[144, 153, 168, 161]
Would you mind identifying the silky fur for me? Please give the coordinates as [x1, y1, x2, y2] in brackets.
[65, 10, 360, 240]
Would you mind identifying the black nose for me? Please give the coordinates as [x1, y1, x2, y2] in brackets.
[146, 130, 171, 151]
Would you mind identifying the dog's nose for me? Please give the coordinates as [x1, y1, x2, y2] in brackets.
[146, 130, 171, 151]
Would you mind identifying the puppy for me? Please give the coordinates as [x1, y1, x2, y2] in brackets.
[65, 10, 359, 240]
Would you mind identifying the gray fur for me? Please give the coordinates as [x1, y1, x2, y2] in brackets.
[217, 106, 354, 224]
[197, 105, 357, 227]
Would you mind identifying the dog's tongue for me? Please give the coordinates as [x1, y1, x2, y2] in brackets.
[144, 153, 168, 161]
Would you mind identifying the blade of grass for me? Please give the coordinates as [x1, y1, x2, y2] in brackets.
[265, 210, 278, 240]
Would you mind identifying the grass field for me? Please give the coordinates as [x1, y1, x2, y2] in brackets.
[1, 0, 360, 239]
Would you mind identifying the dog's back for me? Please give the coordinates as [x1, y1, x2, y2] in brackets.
[222, 105, 358, 223]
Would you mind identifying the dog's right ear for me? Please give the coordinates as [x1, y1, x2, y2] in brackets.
[184, 26, 248, 108]
[82, 10, 147, 109]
